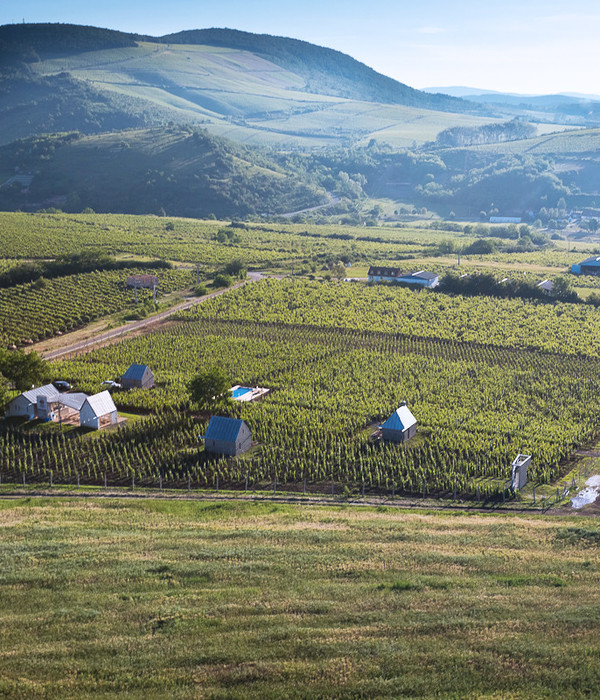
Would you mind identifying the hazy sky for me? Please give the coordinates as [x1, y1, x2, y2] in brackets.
[2, 0, 599, 95]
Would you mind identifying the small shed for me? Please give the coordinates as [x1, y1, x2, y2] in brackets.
[511, 454, 530, 491]
[204, 416, 251, 456]
[121, 364, 155, 390]
[381, 401, 417, 443]
[5, 384, 59, 419]
[80, 391, 118, 430]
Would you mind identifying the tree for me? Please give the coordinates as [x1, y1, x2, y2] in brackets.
[0, 349, 49, 392]
[330, 261, 347, 280]
[188, 366, 232, 411]
[550, 276, 578, 303]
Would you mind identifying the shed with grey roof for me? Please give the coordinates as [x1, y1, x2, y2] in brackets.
[120, 364, 155, 390]
[80, 391, 118, 430]
[5, 384, 59, 420]
[572, 256, 600, 275]
[203, 416, 251, 456]
[381, 401, 417, 443]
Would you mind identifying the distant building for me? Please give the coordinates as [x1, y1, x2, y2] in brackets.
[120, 364, 155, 390]
[490, 216, 522, 224]
[572, 256, 600, 276]
[381, 401, 417, 443]
[368, 267, 439, 288]
[203, 416, 252, 456]
[80, 391, 118, 430]
[537, 279, 554, 293]
[5, 384, 59, 420]
[126, 275, 158, 289]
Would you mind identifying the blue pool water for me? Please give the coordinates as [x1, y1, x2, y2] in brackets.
[232, 386, 252, 398]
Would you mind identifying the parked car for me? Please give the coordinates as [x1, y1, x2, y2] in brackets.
[52, 380, 71, 392]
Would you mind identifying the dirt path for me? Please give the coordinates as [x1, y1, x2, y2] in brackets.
[0, 486, 578, 516]
[41, 273, 262, 361]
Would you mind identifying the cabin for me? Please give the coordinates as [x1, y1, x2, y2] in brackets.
[80, 391, 118, 430]
[572, 256, 600, 276]
[204, 416, 252, 456]
[120, 364, 155, 390]
[5, 384, 59, 419]
[368, 267, 439, 288]
[381, 401, 417, 443]
[537, 279, 554, 293]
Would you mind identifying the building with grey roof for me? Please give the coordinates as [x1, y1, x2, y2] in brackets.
[203, 416, 251, 456]
[120, 364, 155, 390]
[368, 267, 439, 288]
[5, 384, 60, 420]
[381, 401, 417, 443]
[80, 391, 118, 430]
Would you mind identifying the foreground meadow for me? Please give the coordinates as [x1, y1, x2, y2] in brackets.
[0, 498, 598, 698]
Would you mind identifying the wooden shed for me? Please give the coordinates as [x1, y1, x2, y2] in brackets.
[381, 401, 417, 443]
[204, 416, 251, 456]
[121, 364, 155, 390]
[80, 391, 118, 430]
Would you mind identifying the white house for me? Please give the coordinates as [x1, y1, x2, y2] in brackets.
[80, 391, 118, 430]
[5, 384, 60, 419]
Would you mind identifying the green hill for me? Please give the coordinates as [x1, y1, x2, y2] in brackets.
[0, 23, 492, 148]
[0, 127, 325, 218]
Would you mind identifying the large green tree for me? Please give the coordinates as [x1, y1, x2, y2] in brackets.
[0, 349, 49, 392]
[188, 366, 232, 411]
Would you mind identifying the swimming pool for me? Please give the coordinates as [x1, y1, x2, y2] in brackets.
[231, 386, 252, 399]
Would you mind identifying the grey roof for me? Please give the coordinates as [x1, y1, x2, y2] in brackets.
[22, 384, 60, 403]
[205, 416, 246, 443]
[122, 364, 151, 381]
[58, 393, 88, 411]
[368, 266, 402, 277]
[83, 391, 117, 417]
[580, 256, 600, 266]
[401, 270, 438, 281]
[382, 405, 417, 432]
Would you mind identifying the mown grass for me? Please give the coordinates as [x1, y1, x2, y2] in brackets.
[0, 499, 598, 698]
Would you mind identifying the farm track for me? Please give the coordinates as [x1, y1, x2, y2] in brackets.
[0, 487, 582, 516]
[41, 273, 262, 360]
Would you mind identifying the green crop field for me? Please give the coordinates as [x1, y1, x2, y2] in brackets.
[0, 498, 598, 698]
[2, 278, 599, 500]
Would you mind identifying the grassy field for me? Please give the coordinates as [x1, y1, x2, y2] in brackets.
[0, 497, 598, 698]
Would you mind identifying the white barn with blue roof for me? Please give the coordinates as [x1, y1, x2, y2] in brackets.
[121, 364, 154, 390]
[204, 416, 251, 456]
[381, 401, 417, 443]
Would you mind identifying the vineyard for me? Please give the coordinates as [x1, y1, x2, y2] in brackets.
[0, 267, 194, 347]
[3, 279, 600, 497]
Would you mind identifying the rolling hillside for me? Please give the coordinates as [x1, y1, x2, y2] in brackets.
[0, 127, 326, 218]
[0, 23, 493, 148]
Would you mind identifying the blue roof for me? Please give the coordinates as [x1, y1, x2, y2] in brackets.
[122, 364, 150, 381]
[580, 256, 600, 266]
[205, 416, 245, 443]
[382, 405, 417, 432]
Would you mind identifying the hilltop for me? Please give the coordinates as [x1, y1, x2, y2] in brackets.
[0, 23, 489, 148]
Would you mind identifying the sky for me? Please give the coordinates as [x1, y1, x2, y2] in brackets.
[2, 0, 600, 96]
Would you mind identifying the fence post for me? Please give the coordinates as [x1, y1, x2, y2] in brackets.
[453, 484, 457, 502]
[532, 486, 535, 503]
[362, 480, 365, 499]
[477, 487, 480, 504]
[303, 477, 306, 496]
[392, 483, 395, 499]
[245, 475, 248, 494]
[49, 471, 52, 488]
[331, 479, 334, 496]
[76, 472, 80, 488]
[274, 475, 277, 494]
[104, 472, 107, 488]
[159, 475, 162, 491]
[132, 474, 135, 490]
[188, 474, 191, 492]
[23, 472, 26, 487]
[422, 483, 425, 500]
[502, 489, 505, 503]
[216, 475, 219, 493]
